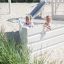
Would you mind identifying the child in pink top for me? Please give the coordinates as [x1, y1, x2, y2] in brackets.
[41, 16, 52, 39]
[24, 15, 34, 28]
[44, 16, 52, 31]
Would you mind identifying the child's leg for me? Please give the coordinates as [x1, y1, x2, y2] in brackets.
[40, 25, 46, 40]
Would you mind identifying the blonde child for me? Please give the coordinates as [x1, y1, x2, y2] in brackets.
[24, 15, 34, 27]
[44, 16, 52, 31]
[41, 16, 52, 39]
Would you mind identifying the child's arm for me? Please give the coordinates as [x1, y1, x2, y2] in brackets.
[47, 26, 51, 30]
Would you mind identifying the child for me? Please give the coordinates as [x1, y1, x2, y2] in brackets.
[24, 15, 34, 27]
[44, 16, 52, 31]
[41, 16, 52, 39]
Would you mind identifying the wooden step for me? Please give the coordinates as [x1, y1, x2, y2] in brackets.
[28, 33, 64, 52]
[31, 41, 64, 57]
[19, 24, 64, 44]
[28, 26, 64, 43]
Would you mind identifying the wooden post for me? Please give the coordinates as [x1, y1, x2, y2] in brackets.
[51, 0, 54, 18]
[8, 0, 11, 14]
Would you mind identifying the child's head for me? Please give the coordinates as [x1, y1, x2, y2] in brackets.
[46, 16, 51, 23]
[25, 15, 32, 25]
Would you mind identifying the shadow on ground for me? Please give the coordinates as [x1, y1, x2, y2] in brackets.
[7, 17, 23, 23]
[5, 31, 21, 44]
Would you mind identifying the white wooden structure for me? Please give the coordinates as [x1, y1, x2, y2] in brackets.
[0, 0, 11, 15]
[19, 22, 64, 61]
[40, 0, 64, 20]
[51, 0, 64, 20]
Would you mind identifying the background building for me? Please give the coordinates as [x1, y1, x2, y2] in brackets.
[0, 0, 40, 2]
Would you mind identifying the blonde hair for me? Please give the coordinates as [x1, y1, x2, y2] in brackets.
[46, 16, 51, 22]
[26, 15, 32, 21]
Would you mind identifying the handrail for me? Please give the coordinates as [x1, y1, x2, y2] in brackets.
[47, 0, 64, 3]
[0, 2, 11, 15]
[31, 40, 64, 54]
[28, 32, 64, 44]
[28, 25, 64, 37]
[48, 25, 64, 32]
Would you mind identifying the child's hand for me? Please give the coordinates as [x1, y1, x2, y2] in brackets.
[47, 26, 51, 30]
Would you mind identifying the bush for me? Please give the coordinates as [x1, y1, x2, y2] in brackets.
[0, 32, 29, 64]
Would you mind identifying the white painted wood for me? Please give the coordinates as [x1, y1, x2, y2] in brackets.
[19, 23, 64, 58]
[42, 27, 64, 40]
[28, 34, 41, 43]
[31, 41, 64, 57]
[28, 34, 64, 52]
[27, 25, 43, 36]
[28, 26, 64, 43]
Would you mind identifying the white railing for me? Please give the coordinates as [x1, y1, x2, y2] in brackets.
[19, 23, 64, 58]
[0, 0, 11, 15]
[51, 0, 64, 17]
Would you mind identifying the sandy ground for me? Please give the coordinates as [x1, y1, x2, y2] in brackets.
[0, 3, 64, 32]
[0, 3, 38, 32]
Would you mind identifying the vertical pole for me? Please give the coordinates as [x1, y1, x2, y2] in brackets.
[63, 0, 64, 2]
[51, 0, 54, 17]
[55, 0, 56, 15]
[8, 0, 11, 14]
